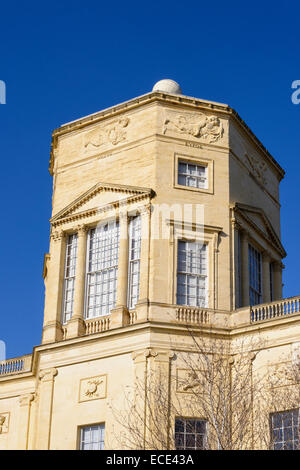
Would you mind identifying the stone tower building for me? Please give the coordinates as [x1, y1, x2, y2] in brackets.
[0, 80, 299, 450]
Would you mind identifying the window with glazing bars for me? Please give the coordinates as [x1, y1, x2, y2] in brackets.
[178, 161, 208, 189]
[248, 244, 262, 306]
[62, 234, 78, 323]
[177, 241, 207, 307]
[127, 215, 141, 309]
[80, 424, 105, 450]
[175, 418, 207, 450]
[85, 222, 119, 318]
[270, 409, 299, 450]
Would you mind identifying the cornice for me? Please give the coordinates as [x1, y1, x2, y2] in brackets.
[49, 91, 284, 178]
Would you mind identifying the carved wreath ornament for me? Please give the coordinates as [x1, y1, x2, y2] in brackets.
[84, 378, 103, 397]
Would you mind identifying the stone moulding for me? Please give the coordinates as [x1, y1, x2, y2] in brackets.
[50, 182, 154, 227]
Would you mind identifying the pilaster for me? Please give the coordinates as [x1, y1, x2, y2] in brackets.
[111, 210, 129, 328]
[42, 230, 66, 343]
[262, 251, 271, 303]
[18, 393, 35, 449]
[135, 204, 151, 322]
[241, 231, 250, 307]
[36, 368, 58, 450]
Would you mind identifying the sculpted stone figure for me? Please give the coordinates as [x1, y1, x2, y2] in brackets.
[163, 112, 223, 143]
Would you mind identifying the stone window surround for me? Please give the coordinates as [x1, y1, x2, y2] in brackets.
[173, 152, 214, 195]
[168, 219, 221, 310]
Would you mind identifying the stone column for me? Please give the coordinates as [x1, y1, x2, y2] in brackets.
[273, 261, 283, 300]
[136, 204, 151, 322]
[36, 368, 57, 450]
[18, 393, 34, 449]
[232, 220, 241, 309]
[111, 210, 129, 328]
[262, 252, 271, 303]
[241, 231, 250, 307]
[66, 225, 87, 338]
[42, 230, 66, 344]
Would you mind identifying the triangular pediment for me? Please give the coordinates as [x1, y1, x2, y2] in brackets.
[51, 182, 153, 224]
[234, 203, 286, 257]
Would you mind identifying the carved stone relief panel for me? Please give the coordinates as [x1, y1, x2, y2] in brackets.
[244, 152, 267, 186]
[162, 110, 224, 143]
[83, 117, 130, 152]
[0, 412, 10, 434]
[79, 374, 107, 402]
[176, 368, 203, 393]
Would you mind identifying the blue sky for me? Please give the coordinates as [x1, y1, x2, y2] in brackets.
[0, 1, 299, 358]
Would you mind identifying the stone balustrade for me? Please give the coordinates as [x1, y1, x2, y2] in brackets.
[0, 354, 32, 376]
[85, 316, 110, 334]
[250, 296, 300, 323]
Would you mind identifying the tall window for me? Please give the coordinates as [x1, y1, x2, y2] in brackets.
[177, 241, 208, 307]
[62, 234, 78, 324]
[80, 424, 105, 450]
[86, 222, 119, 318]
[127, 215, 141, 309]
[270, 410, 299, 450]
[178, 161, 208, 189]
[175, 418, 207, 450]
[248, 244, 262, 306]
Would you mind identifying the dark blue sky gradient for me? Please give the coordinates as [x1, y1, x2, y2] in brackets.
[0, 1, 299, 358]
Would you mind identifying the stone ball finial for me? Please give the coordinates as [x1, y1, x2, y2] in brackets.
[152, 79, 182, 95]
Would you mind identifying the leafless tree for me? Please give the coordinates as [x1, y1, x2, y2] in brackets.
[109, 328, 284, 450]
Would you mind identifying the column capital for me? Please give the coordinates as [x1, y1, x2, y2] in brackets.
[139, 203, 152, 217]
[19, 393, 35, 407]
[50, 229, 65, 242]
[39, 367, 58, 383]
[231, 218, 241, 231]
[73, 224, 88, 237]
[262, 250, 271, 261]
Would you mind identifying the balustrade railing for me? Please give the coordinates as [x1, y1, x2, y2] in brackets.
[0, 355, 32, 376]
[85, 316, 110, 334]
[251, 296, 300, 322]
[176, 307, 210, 324]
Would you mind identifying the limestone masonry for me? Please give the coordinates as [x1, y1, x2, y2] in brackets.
[0, 80, 299, 450]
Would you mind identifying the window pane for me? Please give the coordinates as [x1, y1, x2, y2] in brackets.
[178, 160, 208, 189]
[270, 409, 300, 450]
[62, 234, 78, 324]
[86, 222, 119, 318]
[80, 424, 105, 450]
[248, 244, 262, 306]
[177, 241, 207, 307]
[128, 216, 141, 309]
[175, 418, 206, 450]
